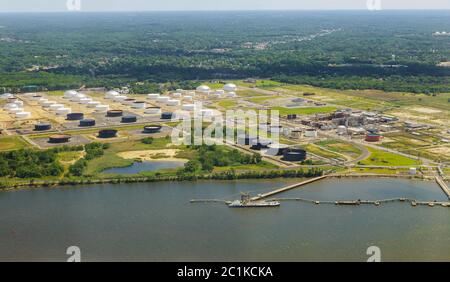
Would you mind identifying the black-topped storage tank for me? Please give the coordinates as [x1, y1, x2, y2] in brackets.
[66, 113, 84, 121]
[79, 119, 96, 127]
[250, 138, 272, 150]
[48, 135, 71, 144]
[161, 112, 173, 120]
[237, 134, 257, 146]
[98, 129, 118, 138]
[34, 123, 52, 131]
[143, 125, 163, 134]
[107, 110, 123, 117]
[283, 148, 307, 162]
[121, 115, 137, 123]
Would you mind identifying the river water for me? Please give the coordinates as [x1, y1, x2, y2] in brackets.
[0, 178, 449, 262]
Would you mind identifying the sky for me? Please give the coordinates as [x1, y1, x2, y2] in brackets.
[0, 0, 449, 12]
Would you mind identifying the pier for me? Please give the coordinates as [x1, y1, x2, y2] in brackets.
[249, 175, 327, 202]
[435, 176, 450, 199]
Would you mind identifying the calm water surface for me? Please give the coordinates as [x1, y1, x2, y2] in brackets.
[0, 178, 449, 262]
[103, 161, 185, 174]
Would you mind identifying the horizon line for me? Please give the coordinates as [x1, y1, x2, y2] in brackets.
[1, 8, 450, 13]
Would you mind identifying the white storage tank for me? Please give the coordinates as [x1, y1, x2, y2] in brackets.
[144, 107, 162, 115]
[157, 96, 170, 103]
[70, 94, 85, 102]
[113, 95, 127, 102]
[64, 90, 78, 99]
[182, 104, 196, 111]
[227, 92, 237, 98]
[183, 96, 193, 102]
[16, 111, 31, 119]
[42, 101, 56, 108]
[172, 93, 182, 98]
[96, 105, 109, 112]
[337, 126, 347, 135]
[8, 107, 23, 113]
[38, 98, 49, 105]
[56, 107, 72, 115]
[87, 101, 101, 108]
[79, 98, 92, 104]
[224, 83, 237, 92]
[167, 99, 181, 106]
[0, 93, 14, 100]
[105, 90, 120, 99]
[13, 100, 24, 107]
[196, 85, 211, 94]
[49, 104, 64, 111]
[4, 103, 18, 109]
[409, 168, 417, 175]
[132, 101, 147, 109]
[304, 129, 318, 138]
[147, 94, 160, 100]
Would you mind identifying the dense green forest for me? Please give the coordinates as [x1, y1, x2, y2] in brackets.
[0, 11, 449, 93]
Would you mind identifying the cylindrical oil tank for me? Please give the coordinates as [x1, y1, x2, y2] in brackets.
[106, 110, 123, 117]
[143, 125, 163, 134]
[31, 95, 42, 101]
[98, 129, 118, 139]
[66, 112, 84, 121]
[48, 134, 71, 144]
[157, 96, 170, 103]
[56, 107, 71, 115]
[270, 125, 283, 134]
[147, 94, 160, 100]
[172, 93, 182, 98]
[42, 101, 56, 108]
[34, 123, 52, 131]
[237, 134, 257, 146]
[250, 138, 272, 150]
[64, 90, 77, 99]
[95, 105, 109, 112]
[121, 115, 137, 123]
[266, 144, 289, 156]
[161, 112, 173, 120]
[283, 148, 307, 162]
[87, 101, 101, 108]
[79, 119, 96, 127]
[8, 107, 22, 113]
[182, 104, 196, 111]
[304, 129, 318, 138]
[183, 96, 193, 102]
[79, 98, 92, 104]
[144, 107, 162, 115]
[49, 104, 64, 111]
[38, 98, 49, 105]
[365, 133, 382, 142]
[166, 99, 181, 106]
[16, 112, 31, 119]
[122, 98, 136, 105]
[132, 101, 146, 109]
[113, 95, 127, 102]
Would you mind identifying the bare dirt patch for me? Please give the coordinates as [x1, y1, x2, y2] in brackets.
[117, 149, 188, 162]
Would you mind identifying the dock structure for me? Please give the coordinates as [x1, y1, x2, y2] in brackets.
[249, 175, 327, 202]
[435, 176, 450, 199]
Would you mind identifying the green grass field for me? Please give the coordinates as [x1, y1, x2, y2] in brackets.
[272, 106, 338, 115]
[359, 147, 420, 166]
[315, 139, 362, 159]
[0, 136, 31, 151]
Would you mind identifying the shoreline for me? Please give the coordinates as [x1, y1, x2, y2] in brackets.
[0, 173, 432, 193]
